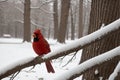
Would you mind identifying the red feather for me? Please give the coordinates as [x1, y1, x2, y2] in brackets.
[32, 29, 55, 73]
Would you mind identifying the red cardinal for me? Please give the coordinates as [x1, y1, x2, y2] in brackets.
[32, 29, 55, 73]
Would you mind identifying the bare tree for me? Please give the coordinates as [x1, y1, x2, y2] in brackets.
[57, 0, 71, 43]
[70, 9, 75, 40]
[53, 0, 58, 39]
[23, 0, 31, 42]
[82, 1, 91, 36]
[80, 0, 120, 80]
[0, 4, 4, 37]
[78, 0, 83, 38]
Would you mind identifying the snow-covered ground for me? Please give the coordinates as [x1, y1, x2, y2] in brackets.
[0, 38, 82, 80]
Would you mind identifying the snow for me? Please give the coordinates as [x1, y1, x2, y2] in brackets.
[95, 69, 99, 75]
[54, 46, 120, 80]
[3, 34, 11, 38]
[108, 61, 120, 80]
[0, 41, 36, 75]
[99, 77, 103, 80]
[0, 38, 82, 80]
[0, 38, 22, 43]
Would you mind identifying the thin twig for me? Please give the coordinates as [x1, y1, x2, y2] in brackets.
[10, 70, 21, 80]
[28, 65, 36, 71]
[62, 51, 79, 67]
[19, 0, 24, 4]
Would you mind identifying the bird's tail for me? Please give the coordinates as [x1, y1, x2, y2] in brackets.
[45, 61, 55, 73]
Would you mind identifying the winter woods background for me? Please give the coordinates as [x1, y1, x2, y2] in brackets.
[0, 0, 90, 43]
[0, 0, 120, 80]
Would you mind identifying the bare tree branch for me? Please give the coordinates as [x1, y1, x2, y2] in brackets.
[10, 70, 21, 80]
[14, 20, 44, 28]
[0, 19, 120, 79]
[31, 0, 55, 14]
[62, 51, 78, 67]
[31, 0, 55, 9]
[15, 7, 24, 13]
[19, 0, 24, 4]
[0, 0, 8, 3]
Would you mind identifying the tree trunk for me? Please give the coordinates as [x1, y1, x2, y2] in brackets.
[53, 0, 58, 39]
[82, 1, 91, 36]
[78, 0, 83, 38]
[81, 0, 120, 80]
[0, 6, 4, 37]
[57, 0, 70, 43]
[70, 6, 75, 40]
[23, 0, 31, 42]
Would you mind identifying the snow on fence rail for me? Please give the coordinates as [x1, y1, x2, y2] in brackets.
[0, 18, 120, 79]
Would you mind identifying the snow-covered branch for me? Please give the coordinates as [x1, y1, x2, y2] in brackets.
[54, 46, 120, 80]
[31, 20, 44, 27]
[31, 6, 54, 14]
[0, 56, 44, 79]
[16, 5, 54, 14]
[14, 20, 24, 24]
[19, 0, 24, 4]
[0, 19, 120, 79]
[31, 0, 54, 9]
[16, 7, 24, 13]
[108, 61, 120, 80]
[0, 0, 8, 3]
[31, 0, 55, 14]
[43, 18, 120, 59]
[14, 20, 44, 27]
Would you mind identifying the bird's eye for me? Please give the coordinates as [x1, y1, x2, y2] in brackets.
[33, 33, 38, 38]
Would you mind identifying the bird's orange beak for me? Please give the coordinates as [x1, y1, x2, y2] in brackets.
[33, 34, 36, 38]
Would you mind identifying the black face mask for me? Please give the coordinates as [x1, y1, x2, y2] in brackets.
[33, 36, 39, 42]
